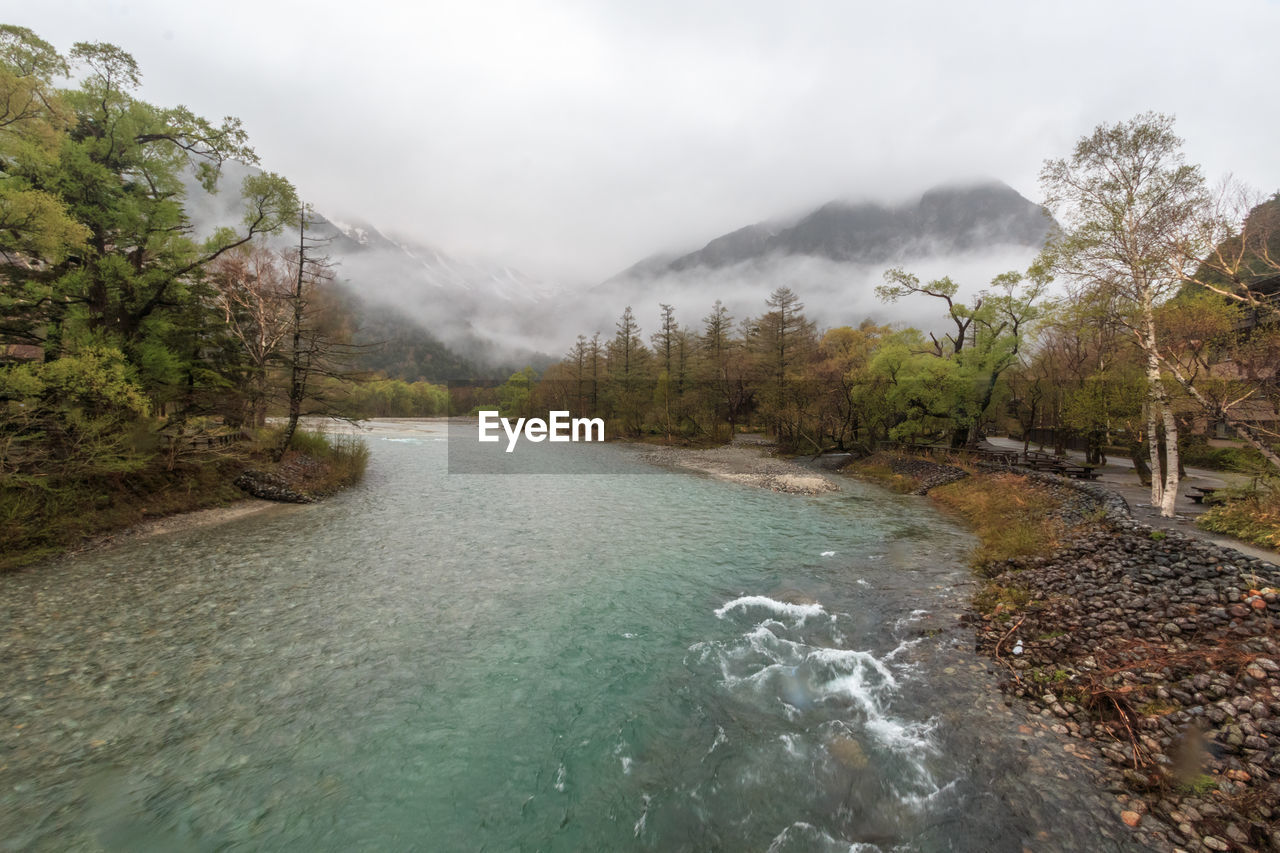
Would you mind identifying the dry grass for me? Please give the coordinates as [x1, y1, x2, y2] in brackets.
[930, 473, 1063, 573]
[845, 460, 918, 493]
[1196, 492, 1280, 551]
[0, 460, 247, 572]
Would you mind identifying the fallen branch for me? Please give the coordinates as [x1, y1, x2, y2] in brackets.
[993, 615, 1027, 684]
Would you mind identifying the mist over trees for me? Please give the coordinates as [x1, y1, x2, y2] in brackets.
[0, 25, 434, 490]
[521, 116, 1279, 526]
[2, 18, 1277, 533]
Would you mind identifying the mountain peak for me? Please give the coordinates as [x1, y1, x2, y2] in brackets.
[629, 181, 1052, 276]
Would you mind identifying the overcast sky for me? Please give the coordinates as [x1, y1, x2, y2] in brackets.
[12, 0, 1280, 283]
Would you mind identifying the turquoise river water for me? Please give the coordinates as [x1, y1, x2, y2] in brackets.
[0, 421, 1144, 851]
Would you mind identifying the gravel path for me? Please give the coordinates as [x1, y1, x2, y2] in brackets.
[985, 437, 1277, 563]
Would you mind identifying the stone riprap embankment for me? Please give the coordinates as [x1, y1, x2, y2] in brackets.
[970, 474, 1280, 852]
[233, 453, 335, 503]
[868, 452, 971, 494]
[234, 469, 315, 503]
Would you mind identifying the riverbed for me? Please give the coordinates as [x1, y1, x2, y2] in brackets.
[1, 420, 1145, 851]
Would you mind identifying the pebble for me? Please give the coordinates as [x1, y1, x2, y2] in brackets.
[960, 463, 1280, 853]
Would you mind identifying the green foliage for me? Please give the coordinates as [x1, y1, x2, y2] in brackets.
[496, 367, 538, 418]
[528, 258, 1044, 452]
[0, 27, 367, 567]
[1174, 774, 1218, 796]
[1178, 439, 1268, 473]
[1, 347, 153, 479]
[1196, 493, 1280, 551]
[341, 377, 448, 418]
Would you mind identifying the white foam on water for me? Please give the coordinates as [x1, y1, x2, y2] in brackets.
[778, 732, 806, 759]
[705, 725, 727, 758]
[882, 636, 925, 662]
[864, 715, 936, 752]
[715, 595, 828, 624]
[633, 794, 650, 838]
[821, 550, 836, 557]
[620, 756, 633, 774]
[707, 605, 945, 809]
[892, 609, 931, 632]
[554, 762, 566, 792]
[897, 776, 959, 809]
[766, 822, 881, 853]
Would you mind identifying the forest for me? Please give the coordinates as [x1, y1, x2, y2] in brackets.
[516, 125, 1280, 531]
[0, 26, 456, 565]
[2, 20, 1279, 559]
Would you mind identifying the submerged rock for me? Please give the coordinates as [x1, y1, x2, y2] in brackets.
[827, 736, 869, 769]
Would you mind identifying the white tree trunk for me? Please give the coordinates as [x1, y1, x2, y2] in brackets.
[1159, 397, 1180, 517]
[1142, 302, 1179, 517]
[1146, 361, 1167, 507]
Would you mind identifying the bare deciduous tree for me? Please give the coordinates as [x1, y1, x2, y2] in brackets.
[209, 245, 293, 427]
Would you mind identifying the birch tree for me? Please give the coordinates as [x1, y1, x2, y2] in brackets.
[1040, 113, 1209, 517]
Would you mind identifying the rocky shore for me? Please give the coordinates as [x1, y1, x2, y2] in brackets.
[639, 438, 838, 494]
[234, 449, 351, 503]
[235, 469, 317, 503]
[871, 453, 1280, 852]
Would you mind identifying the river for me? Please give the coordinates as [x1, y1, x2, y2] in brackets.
[0, 421, 1144, 851]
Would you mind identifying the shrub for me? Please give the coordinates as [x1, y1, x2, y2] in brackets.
[1197, 491, 1280, 551]
[1179, 439, 1270, 473]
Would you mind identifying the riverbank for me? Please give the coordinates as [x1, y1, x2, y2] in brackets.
[70, 498, 290, 554]
[637, 433, 838, 494]
[1, 427, 368, 572]
[846, 452, 1280, 852]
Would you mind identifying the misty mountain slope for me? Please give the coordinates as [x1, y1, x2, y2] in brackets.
[580, 182, 1057, 342]
[183, 166, 1057, 364]
[645, 181, 1052, 274]
[670, 222, 781, 271]
[181, 163, 564, 372]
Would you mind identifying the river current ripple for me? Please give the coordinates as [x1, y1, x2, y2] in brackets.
[1, 421, 1144, 851]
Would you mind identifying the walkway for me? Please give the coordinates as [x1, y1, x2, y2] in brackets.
[985, 436, 1277, 564]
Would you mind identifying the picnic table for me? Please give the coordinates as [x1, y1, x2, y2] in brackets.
[1187, 486, 1220, 505]
[1021, 451, 1067, 471]
[1016, 450, 1099, 479]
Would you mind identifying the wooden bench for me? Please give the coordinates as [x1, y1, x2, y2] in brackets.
[973, 447, 1019, 466]
[1022, 452, 1067, 472]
